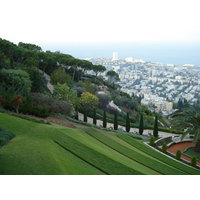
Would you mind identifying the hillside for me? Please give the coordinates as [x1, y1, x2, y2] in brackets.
[0, 112, 199, 175]
[0, 38, 169, 128]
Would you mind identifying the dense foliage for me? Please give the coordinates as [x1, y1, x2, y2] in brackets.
[0, 127, 15, 147]
[0, 38, 166, 130]
[171, 104, 200, 152]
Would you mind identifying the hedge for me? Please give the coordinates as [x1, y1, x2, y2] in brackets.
[0, 127, 15, 147]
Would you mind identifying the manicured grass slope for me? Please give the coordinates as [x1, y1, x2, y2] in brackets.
[0, 113, 199, 175]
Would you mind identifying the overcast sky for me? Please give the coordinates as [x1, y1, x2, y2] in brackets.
[1, 0, 200, 46]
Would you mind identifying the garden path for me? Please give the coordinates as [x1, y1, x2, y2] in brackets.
[78, 112, 178, 138]
[167, 142, 200, 166]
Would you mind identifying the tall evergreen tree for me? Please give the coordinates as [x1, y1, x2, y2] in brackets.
[126, 112, 130, 132]
[103, 109, 107, 128]
[93, 108, 97, 125]
[139, 113, 144, 135]
[114, 110, 118, 130]
[84, 107, 87, 122]
[153, 115, 158, 137]
[177, 98, 183, 110]
[75, 106, 79, 120]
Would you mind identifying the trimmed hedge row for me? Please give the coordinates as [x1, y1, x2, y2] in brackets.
[117, 134, 200, 175]
[0, 127, 15, 147]
[9, 113, 51, 125]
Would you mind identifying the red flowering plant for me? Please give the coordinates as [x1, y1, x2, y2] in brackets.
[12, 95, 23, 113]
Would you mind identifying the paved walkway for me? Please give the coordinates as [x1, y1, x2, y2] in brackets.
[78, 113, 179, 138]
[39, 70, 54, 93]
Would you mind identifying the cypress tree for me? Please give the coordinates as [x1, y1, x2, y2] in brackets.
[139, 113, 143, 135]
[126, 112, 130, 132]
[175, 150, 181, 160]
[150, 136, 155, 146]
[162, 143, 167, 153]
[153, 115, 158, 137]
[93, 108, 97, 125]
[75, 106, 79, 120]
[103, 109, 107, 128]
[114, 110, 118, 130]
[84, 107, 87, 122]
[191, 156, 197, 167]
[177, 98, 183, 110]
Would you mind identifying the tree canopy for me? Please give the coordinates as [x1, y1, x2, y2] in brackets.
[106, 70, 120, 82]
[171, 104, 200, 153]
[0, 68, 32, 96]
[81, 92, 99, 110]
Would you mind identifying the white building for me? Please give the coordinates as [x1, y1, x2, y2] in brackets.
[125, 57, 134, 62]
[112, 52, 118, 60]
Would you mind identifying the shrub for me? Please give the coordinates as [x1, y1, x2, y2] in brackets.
[72, 86, 87, 97]
[11, 94, 23, 113]
[175, 150, 181, 160]
[31, 93, 74, 116]
[20, 97, 50, 118]
[0, 127, 15, 147]
[150, 136, 155, 146]
[28, 105, 50, 118]
[50, 67, 71, 85]
[96, 93, 111, 110]
[106, 104, 116, 114]
[162, 143, 167, 153]
[0, 95, 5, 107]
[0, 107, 6, 113]
[81, 92, 99, 110]
[191, 156, 197, 167]
[31, 93, 53, 107]
[10, 113, 51, 124]
[52, 100, 74, 116]
[0, 68, 32, 96]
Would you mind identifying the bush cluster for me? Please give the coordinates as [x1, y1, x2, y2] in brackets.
[0, 107, 6, 113]
[18, 93, 74, 118]
[21, 103, 50, 118]
[175, 150, 181, 160]
[162, 143, 167, 153]
[150, 136, 155, 146]
[10, 113, 51, 124]
[191, 156, 197, 167]
[0, 127, 15, 147]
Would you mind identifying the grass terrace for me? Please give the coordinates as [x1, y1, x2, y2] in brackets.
[0, 112, 199, 175]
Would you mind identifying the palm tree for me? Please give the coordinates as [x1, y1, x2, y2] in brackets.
[171, 104, 200, 153]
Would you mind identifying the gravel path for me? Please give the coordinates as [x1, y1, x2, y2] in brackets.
[167, 142, 200, 166]
[39, 70, 54, 93]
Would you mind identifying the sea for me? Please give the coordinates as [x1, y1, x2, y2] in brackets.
[42, 42, 200, 67]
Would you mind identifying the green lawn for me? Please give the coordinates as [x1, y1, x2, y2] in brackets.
[0, 113, 199, 175]
[184, 147, 200, 161]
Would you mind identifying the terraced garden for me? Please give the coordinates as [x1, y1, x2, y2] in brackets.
[0, 112, 199, 175]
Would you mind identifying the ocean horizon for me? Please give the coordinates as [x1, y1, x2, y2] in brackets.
[41, 42, 200, 67]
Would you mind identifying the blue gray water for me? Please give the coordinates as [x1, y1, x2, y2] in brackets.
[42, 42, 200, 66]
